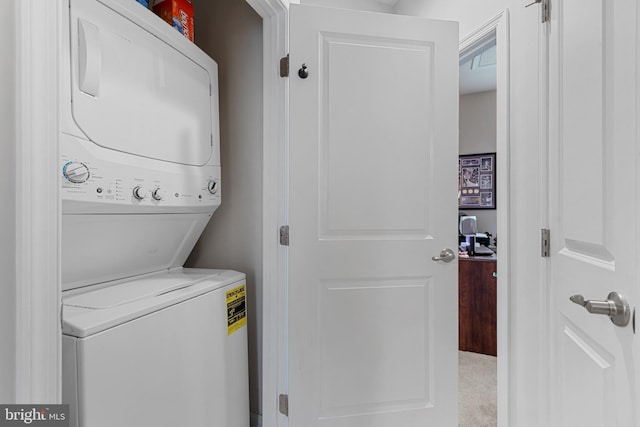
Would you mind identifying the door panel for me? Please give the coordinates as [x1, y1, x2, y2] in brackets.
[318, 33, 434, 239]
[289, 5, 458, 427]
[559, 318, 615, 427]
[318, 277, 431, 418]
[558, 0, 610, 258]
[548, 0, 638, 425]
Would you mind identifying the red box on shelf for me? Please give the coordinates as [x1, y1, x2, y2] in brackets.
[152, 0, 194, 42]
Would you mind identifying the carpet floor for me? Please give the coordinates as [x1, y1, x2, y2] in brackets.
[459, 351, 497, 427]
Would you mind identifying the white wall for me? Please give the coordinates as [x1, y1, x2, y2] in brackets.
[185, 0, 264, 419]
[0, 0, 16, 403]
[460, 91, 497, 155]
[459, 90, 497, 239]
[394, 0, 505, 39]
[394, 1, 548, 426]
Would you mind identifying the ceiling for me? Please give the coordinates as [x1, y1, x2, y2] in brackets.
[459, 43, 497, 95]
[301, 0, 400, 10]
[299, 0, 494, 95]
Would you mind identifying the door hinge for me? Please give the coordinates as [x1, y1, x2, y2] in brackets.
[279, 394, 289, 416]
[541, 0, 550, 23]
[525, 0, 549, 23]
[541, 228, 550, 257]
[280, 54, 290, 78]
[279, 225, 289, 246]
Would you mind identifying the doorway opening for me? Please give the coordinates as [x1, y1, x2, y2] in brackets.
[457, 12, 510, 427]
[246, 3, 512, 426]
[458, 36, 498, 427]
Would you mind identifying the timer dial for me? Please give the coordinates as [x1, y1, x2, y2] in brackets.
[133, 186, 148, 200]
[151, 187, 164, 201]
[62, 162, 90, 184]
[207, 180, 219, 195]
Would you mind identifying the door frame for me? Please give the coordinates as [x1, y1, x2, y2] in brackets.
[243, 0, 291, 426]
[13, 0, 63, 403]
[459, 11, 511, 427]
[247, 3, 514, 427]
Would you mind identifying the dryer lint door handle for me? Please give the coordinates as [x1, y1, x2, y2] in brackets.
[78, 19, 102, 97]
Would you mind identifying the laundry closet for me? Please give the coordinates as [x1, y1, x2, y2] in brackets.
[57, 0, 260, 425]
[59, 1, 462, 425]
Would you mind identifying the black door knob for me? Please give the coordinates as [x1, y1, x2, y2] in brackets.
[298, 64, 309, 79]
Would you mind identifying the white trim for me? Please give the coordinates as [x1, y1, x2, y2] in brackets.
[538, 9, 551, 427]
[459, 13, 505, 63]
[244, 1, 289, 427]
[14, 0, 62, 403]
[459, 10, 511, 427]
[495, 12, 511, 427]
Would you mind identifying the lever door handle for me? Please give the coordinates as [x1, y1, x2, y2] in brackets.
[569, 291, 631, 327]
[432, 248, 456, 263]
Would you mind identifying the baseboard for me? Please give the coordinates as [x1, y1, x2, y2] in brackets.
[251, 412, 262, 427]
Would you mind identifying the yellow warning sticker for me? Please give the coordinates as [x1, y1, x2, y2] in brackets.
[226, 284, 247, 335]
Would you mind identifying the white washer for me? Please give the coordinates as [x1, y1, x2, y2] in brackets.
[58, 0, 248, 425]
[62, 269, 249, 427]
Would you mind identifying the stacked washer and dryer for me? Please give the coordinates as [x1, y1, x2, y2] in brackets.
[58, 0, 249, 426]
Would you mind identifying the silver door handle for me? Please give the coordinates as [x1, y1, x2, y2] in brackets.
[569, 292, 631, 327]
[432, 248, 456, 263]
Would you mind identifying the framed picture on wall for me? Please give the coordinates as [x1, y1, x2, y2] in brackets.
[458, 152, 496, 210]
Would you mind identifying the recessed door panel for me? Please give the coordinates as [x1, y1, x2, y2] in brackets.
[558, 0, 611, 261]
[318, 35, 434, 239]
[318, 277, 432, 418]
[559, 320, 614, 427]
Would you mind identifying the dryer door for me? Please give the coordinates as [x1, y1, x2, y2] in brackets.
[69, 0, 217, 166]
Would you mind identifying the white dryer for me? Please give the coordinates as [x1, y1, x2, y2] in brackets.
[58, 0, 248, 425]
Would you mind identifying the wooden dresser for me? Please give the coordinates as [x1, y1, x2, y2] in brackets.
[458, 256, 497, 356]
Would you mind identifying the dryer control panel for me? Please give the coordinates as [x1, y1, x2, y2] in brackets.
[61, 133, 220, 214]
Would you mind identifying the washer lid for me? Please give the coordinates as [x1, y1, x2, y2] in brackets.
[62, 269, 245, 338]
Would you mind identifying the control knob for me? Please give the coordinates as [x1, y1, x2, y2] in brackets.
[62, 162, 90, 184]
[132, 186, 148, 201]
[151, 187, 164, 201]
[207, 180, 219, 195]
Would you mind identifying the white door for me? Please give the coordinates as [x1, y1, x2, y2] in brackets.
[548, 0, 639, 425]
[288, 5, 459, 427]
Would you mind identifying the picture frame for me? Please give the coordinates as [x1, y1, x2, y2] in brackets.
[458, 152, 496, 210]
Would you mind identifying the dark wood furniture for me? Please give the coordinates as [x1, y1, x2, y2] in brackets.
[459, 256, 497, 356]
